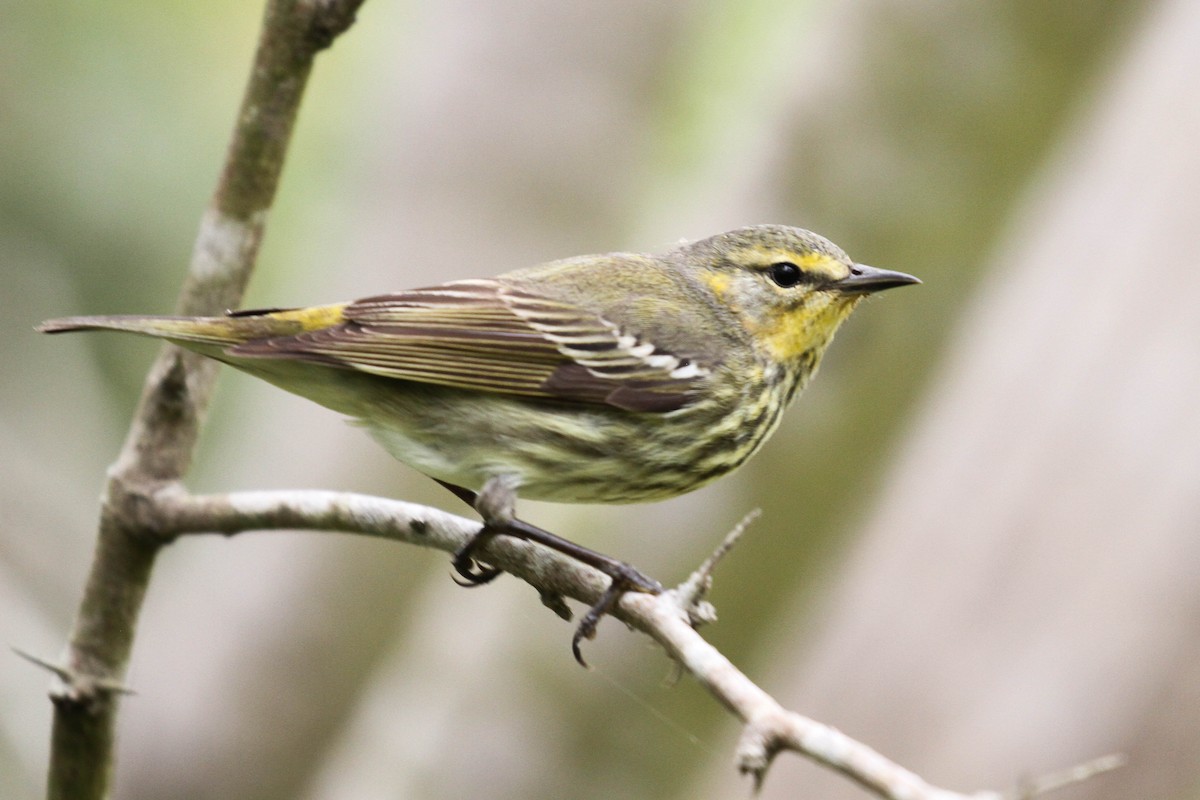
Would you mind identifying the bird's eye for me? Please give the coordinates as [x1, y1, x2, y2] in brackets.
[767, 261, 804, 288]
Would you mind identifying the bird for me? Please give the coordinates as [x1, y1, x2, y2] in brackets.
[39, 224, 918, 662]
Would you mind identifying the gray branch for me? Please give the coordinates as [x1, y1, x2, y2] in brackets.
[45, 2, 366, 798]
[145, 486, 1118, 800]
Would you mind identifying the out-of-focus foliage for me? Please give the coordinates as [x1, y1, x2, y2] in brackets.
[9, 1, 1197, 799]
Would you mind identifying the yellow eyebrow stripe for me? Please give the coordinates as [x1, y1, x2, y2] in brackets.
[795, 252, 846, 280]
[725, 248, 849, 281]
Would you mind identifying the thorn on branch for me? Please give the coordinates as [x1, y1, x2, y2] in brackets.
[13, 647, 74, 683]
[13, 647, 136, 711]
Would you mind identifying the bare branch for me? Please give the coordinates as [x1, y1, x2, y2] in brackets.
[46, 2, 367, 798]
[148, 487, 1122, 800]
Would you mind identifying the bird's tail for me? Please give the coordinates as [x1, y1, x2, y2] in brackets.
[37, 314, 249, 345]
[36, 304, 348, 349]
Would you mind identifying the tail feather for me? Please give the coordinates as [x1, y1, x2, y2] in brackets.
[36, 304, 349, 349]
[36, 315, 250, 346]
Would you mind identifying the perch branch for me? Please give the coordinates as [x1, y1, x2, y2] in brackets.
[143, 486, 1120, 800]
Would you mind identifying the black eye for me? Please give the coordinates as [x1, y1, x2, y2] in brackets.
[767, 261, 804, 288]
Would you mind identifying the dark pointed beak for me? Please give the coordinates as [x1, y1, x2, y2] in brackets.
[835, 264, 921, 295]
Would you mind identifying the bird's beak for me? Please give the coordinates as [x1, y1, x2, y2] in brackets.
[835, 264, 921, 295]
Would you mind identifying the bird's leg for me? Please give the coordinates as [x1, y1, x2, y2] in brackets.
[448, 475, 518, 586]
[436, 479, 663, 666]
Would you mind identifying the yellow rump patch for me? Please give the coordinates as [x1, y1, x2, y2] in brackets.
[266, 303, 348, 332]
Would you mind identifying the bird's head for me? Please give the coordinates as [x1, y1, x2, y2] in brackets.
[680, 225, 918, 377]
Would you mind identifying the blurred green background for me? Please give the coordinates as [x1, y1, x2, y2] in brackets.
[5, 1, 1199, 798]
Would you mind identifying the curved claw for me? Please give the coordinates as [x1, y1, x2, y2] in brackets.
[571, 567, 661, 668]
[571, 590, 624, 668]
[451, 556, 502, 586]
[451, 561, 504, 585]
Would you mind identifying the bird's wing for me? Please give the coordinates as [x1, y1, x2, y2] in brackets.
[228, 279, 709, 412]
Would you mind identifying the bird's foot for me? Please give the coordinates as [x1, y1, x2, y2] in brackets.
[435, 477, 663, 665]
[571, 560, 661, 667]
[449, 475, 518, 586]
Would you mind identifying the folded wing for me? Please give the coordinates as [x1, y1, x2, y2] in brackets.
[228, 279, 707, 413]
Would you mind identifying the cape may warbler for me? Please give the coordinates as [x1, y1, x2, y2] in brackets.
[40, 224, 917, 656]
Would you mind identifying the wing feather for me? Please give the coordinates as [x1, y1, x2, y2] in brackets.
[228, 279, 708, 412]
